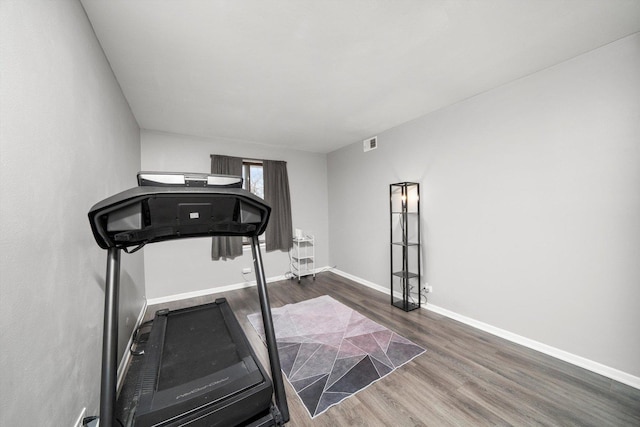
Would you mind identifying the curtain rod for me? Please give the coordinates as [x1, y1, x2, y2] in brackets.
[210, 154, 286, 164]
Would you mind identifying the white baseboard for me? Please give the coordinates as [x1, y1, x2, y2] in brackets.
[72, 407, 86, 427]
[331, 269, 640, 390]
[117, 300, 147, 392]
[146, 267, 336, 306]
[332, 268, 390, 294]
[145, 280, 269, 306]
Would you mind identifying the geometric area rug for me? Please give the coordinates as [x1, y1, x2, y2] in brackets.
[247, 295, 426, 418]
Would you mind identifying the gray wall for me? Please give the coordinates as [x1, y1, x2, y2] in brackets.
[328, 33, 640, 378]
[0, 2, 145, 425]
[141, 130, 329, 299]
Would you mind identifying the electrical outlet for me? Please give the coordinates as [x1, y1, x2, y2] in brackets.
[242, 267, 251, 274]
[73, 407, 86, 427]
[426, 285, 433, 293]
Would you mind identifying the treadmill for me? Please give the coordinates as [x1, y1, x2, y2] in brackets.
[88, 172, 289, 426]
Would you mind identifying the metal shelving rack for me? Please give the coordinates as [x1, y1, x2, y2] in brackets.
[390, 182, 421, 312]
[291, 235, 315, 283]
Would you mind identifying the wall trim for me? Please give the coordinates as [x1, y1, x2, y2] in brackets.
[424, 303, 640, 390]
[331, 269, 640, 390]
[332, 268, 390, 294]
[146, 266, 333, 306]
[117, 300, 147, 392]
[146, 273, 289, 306]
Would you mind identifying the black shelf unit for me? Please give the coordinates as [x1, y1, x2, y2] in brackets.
[390, 182, 421, 312]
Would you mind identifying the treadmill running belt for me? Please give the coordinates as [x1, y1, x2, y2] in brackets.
[133, 300, 275, 426]
[159, 306, 239, 390]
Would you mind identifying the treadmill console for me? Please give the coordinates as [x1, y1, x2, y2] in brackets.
[137, 171, 243, 188]
[88, 172, 270, 249]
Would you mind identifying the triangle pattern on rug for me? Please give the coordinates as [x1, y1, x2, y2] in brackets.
[326, 300, 354, 329]
[291, 373, 326, 393]
[336, 338, 366, 359]
[277, 339, 303, 351]
[325, 355, 365, 390]
[371, 356, 394, 377]
[386, 340, 425, 368]
[344, 311, 387, 338]
[291, 344, 339, 381]
[326, 355, 381, 394]
[289, 312, 336, 336]
[277, 342, 301, 378]
[316, 391, 351, 416]
[247, 295, 426, 419]
[297, 373, 329, 417]
[272, 312, 299, 339]
[346, 334, 394, 369]
[308, 331, 345, 348]
[289, 342, 322, 380]
[372, 329, 394, 353]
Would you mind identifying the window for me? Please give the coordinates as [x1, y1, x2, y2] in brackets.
[211, 154, 292, 256]
[242, 160, 264, 245]
[242, 160, 264, 199]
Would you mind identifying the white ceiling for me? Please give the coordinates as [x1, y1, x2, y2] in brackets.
[81, 0, 640, 154]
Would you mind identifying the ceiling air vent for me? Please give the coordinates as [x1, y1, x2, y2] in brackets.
[363, 136, 378, 152]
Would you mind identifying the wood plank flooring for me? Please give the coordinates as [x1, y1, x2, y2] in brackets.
[140, 272, 640, 426]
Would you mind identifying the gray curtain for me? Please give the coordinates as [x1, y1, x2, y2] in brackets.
[210, 155, 243, 260]
[263, 160, 293, 252]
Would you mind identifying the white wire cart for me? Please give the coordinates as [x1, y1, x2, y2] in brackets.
[291, 234, 315, 283]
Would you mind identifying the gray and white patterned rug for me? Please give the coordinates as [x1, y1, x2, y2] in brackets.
[248, 295, 426, 418]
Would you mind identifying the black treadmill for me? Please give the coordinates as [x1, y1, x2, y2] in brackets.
[88, 172, 289, 426]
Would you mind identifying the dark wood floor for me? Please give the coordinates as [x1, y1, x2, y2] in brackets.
[140, 272, 640, 426]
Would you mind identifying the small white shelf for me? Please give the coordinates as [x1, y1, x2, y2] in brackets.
[291, 235, 315, 283]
